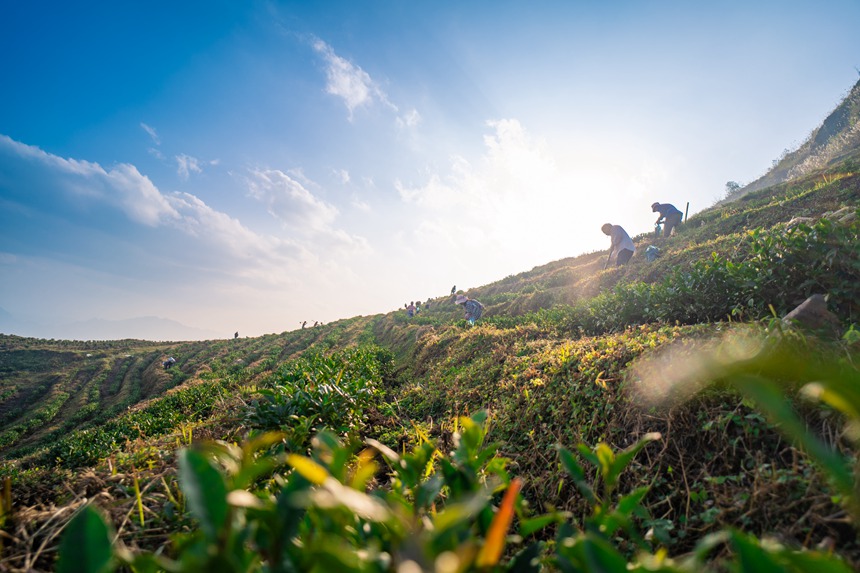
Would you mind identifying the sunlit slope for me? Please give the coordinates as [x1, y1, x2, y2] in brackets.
[0, 155, 858, 570]
[2, 165, 858, 465]
[463, 168, 860, 319]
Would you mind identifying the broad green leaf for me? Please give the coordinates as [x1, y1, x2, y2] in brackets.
[129, 553, 182, 573]
[519, 511, 567, 538]
[328, 441, 353, 482]
[561, 532, 629, 573]
[310, 478, 391, 522]
[732, 375, 854, 500]
[575, 443, 600, 469]
[57, 505, 114, 573]
[595, 443, 615, 481]
[607, 433, 661, 490]
[415, 473, 444, 511]
[780, 550, 854, 573]
[301, 532, 364, 572]
[556, 445, 597, 505]
[232, 453, 284, 491]
[433, 492, 490, 533]
[728, 530, 788, 572]
[615, 486, 650, 517]
[508, 541, 544, 573]
[177, 448, 229, 540]
[287, 453, 329, 485]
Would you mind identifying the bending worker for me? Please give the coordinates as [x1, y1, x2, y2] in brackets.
[455, 294, 484, 325]
[601, 223, 635, 268]
[651, 202, 683, 237]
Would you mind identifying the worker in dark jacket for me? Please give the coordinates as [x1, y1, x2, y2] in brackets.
[651, 202, 683, 237]
[455, 294, 484, 325]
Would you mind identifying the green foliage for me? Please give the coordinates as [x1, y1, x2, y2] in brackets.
[247, 345, 391, 445]
[487, 216, 859, 334]
[650, 326, 860, 519]
[32, 381, 225, 469]
[59, 411, 548, 572]
[59, 406, 856, 572]
[57, 505, 115, 573]
[556, 432, 660, 544]
[12, 178, 860, 571]
[177, 448, 230, 541]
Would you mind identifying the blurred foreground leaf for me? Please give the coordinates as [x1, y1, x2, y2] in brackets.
[57, 505, 114, 573]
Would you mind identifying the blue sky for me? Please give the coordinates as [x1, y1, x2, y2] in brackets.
[1, 1, 859, 339]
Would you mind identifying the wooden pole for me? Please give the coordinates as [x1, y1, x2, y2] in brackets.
[684, 202, 689, 223]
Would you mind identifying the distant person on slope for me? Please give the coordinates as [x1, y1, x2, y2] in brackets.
[455, 294, 484, 325]
[407, 302, 416, 318]
[651, 202, 683, 237]
[601, 223, 635, 268]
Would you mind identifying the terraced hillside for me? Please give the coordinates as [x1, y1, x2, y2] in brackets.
[0, 162, 858, 570]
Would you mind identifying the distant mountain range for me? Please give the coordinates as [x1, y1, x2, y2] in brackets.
[0, 310, 221, 341]
[734, 77, 860, 198]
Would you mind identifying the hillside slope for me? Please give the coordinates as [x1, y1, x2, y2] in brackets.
[731, 77, 860, 198]
[0, 153, 859, 568]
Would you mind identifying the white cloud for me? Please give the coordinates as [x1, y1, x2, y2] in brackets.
[246, 168, 338, 232]
[397, 119, 561, 213]
[165, 191, 305, 275]
[0, 134, 179, 226]
[351, 197, 371, 212]
[140, 122, 160, 145]
[0, 134, 305, 264]
[395, 155, 478, 209]
[244, 168, 371, 257]
[312, 39, 397, 120]
[334, 168, 350, 184]
[397, 108, 422, 129]
[176, 154, 203, 180]
[106, 163, 183, 226]
[0, 134, 375, 336]
[389, 118, 645, 282]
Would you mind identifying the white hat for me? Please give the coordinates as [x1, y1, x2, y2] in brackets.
[455, 294, 467, 304]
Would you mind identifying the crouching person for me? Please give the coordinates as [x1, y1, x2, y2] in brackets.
[455, 294, 484, 326]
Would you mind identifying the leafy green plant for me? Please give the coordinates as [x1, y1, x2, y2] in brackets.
[58, 410, 552, 572]
[247, 345, 390, 441]
[56, 399, 859, 572]
[56, 505, 116, 573]
[555, 432, 661, 548]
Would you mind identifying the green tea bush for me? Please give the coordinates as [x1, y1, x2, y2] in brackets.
[31, 382, 225, 469]
[493, 217, 859, 335]
[247, 345, 391, 444]
[59, 404, 856, 572]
